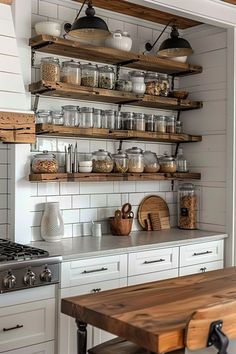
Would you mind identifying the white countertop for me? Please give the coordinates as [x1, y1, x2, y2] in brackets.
[31, 228, 227, 261]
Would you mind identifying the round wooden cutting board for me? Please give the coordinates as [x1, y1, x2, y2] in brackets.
[138, 195, 170, 230]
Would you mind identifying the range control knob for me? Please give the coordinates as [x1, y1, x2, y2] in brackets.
[3, 271, 16, 289]
[24, 270, 36, 286]
[40, 267, 52, 282]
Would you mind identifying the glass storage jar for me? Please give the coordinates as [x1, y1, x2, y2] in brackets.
[40, 57, 60, 82]
[112, 151, 128, 173]
[143, 151, 160, 173]
[155, 115, 167, 133]
[62, 105, 79, 127]
[36, 110, 52, 124]
[93, 109, 102, 129]
[102, 110, 115, 130]
[159, 73, 170, 96]
[178, 183, 198, 230]
[61, 60, 81, 85]
[126, 147, 144, 173]
[115, 111, 122, 130]
[134, 113, 145, 131]
[145, 72, 161, 96]
[98, 65, 115, 89]
[145, 114, 155, 132]
[176, 120, 183, 134]
[123, 112, 135, 130]
[116, 79, 132, 92]
[81, 63, 98, 87]
[92, 149, 114, 173]
[129, 71, 146, 94]
[51, 111, 64, 125]
[31, 151, 59, 173]
[166, 116, 176, 133]
[159, 154, 177, 173]
[79, 107, 93, 128]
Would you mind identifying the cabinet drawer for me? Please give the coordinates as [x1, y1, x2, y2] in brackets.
[0, 341, 54, 354]
[128, 247, 178, 276]
[61, 254, 127, 288]
[180, 240, 223, 267]
[0, 299, 55, 353]
[179, 260, 223, 276]
[128, 269, 178, 286]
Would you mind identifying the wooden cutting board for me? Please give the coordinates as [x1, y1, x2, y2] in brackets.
[138, 195, 170, 230]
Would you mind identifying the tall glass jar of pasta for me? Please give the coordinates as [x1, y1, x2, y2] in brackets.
[178, 183, 199, 229]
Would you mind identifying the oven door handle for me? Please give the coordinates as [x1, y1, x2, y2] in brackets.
[3, 324, 23, 332]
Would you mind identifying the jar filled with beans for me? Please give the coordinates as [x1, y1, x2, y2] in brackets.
[40, 57, 60, 82]
[81, 63, 98, 87]
[98, 65, 115, 89]
[145, 72, 161, 96]
[166, 116, 176, 133]
[178, 183, 198, 229]
[61, 60, 81, 85]
[31, 151, 59, 173]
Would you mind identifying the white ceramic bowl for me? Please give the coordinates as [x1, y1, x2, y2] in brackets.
[170, 56, 187, 63]
[79, 161, 93, 167]
[79, 166, 93, 173]
[35, 21, 61, 37]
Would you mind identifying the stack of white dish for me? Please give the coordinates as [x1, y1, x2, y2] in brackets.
[79, 160, 93, 173]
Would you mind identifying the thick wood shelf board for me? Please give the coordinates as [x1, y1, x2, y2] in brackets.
[29, 172, 201, 182]
[29, 35, 202, 76]
[30, 81, 202, 112]
[0, 111, 35, 143]
[36, 124, 202, 143]
[0, 0, 13, 4]
[73, 0, 202, 29]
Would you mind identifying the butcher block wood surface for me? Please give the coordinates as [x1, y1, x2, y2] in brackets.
[61, 267, 236, 354]
[0, 111, 35, 143]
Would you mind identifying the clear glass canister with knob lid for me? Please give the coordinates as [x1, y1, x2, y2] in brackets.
[40, 57, 60, 82]
[31, 151, 59, 173]
[36, 110, 52, 124]
[159, 73, 170, 97]
[145, 72, 160, 96]
[112, 151, 128, 173]
[178, 183, 198, 230]
[159, 154, 177, 173]
[126, 147, 144, 173]
[98, 65, 115, 89]
[92, 149, 114, 173]
[61, 60, 81, 85]
[81, 63, 98, 87]
[62, 105, 79, 127]
[79, 107, 93, 128]
[143, 151, 160, 173]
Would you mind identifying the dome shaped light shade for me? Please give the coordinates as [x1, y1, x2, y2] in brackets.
[65, 1, 110, 40]
[158, 25, 193, 58]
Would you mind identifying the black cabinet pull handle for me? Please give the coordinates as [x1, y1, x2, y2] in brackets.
[143, 258, 165, 264]
[92, 288, 101, 293]
[3, 324, 23, 332]
[200, 267, 207, 272]
[82, 267, 108, 274]
[193, 251, 213, 256]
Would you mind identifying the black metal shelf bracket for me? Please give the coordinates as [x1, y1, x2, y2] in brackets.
[207, 320, 229, 354]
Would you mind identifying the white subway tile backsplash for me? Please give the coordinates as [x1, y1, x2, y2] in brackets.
[32, 0, 38, 14]
[113, 181, 135, 193]
[46, 195, 71, 209]
[107, 194, 121, 207]
[80, 208, 97, 223]
[80, 181, 113, 194]
[58, 5, 76, 22]
[90, 140, 107, 152]
[159, 181, 172, 192]
[60, 182, 80, 195]
[38, 182, 59, 196]
[0, 210, 7, 224]
[91, 194, 107, 208]
[0, 179, 7, 193]
[30, 183, 38, 196]
[30, 196, 46, 211]
[29, 211, 43, 227]
[72, 223, 83, 237]
[97, 207, 115, 220]
[0, 194, 7, 209]
[31, 13, 47, 27]
[62, 209, 79, 224]
[121, 194, 129, 205]
[129, 193, 145, 206]
[135, 181, 160, 192]
[72, 194, 90, 209]
[31, 226, 42, 242]
[107, 18, 124, 32]
[63, 224, 73, 238]
[39, 1, 57, 18]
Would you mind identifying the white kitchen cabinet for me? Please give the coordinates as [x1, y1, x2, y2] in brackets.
[0, 341, 54, 354]
[128, 268, 178, 285]
[179, 260, 223, 276]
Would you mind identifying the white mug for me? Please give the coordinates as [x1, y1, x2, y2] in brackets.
[92, 223, 102, 237]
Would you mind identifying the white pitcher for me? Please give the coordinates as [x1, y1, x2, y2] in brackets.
[41, 202, 64, 242]
[105, 31, 132, 52]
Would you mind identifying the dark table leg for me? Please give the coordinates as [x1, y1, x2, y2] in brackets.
[76, 320, 87, 354]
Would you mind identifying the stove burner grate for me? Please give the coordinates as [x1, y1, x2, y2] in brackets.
[0, 239, 49, 262]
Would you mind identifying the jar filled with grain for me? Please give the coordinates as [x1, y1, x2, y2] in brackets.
[145, 114, 155, 132]
[143, 151, 160, 173]
[98, 65, 115, 89]
[134, 113, 145, 131]
[159, 154, 177, 173]
[81, 63, 98, 87]
[159, 73, 170, 97]
[178, 183, 198, 229]
[112, 151, 128, 173]
[145, 72, 161, 96]
[92, 149, 114, 173]
[123, 112, 135, 130]
[40, 57, 60, 82]
[125, 147, 144, 173]
[31, 151, 59, 173]
[166, 116, 176, 133]
[155, 115, 167, 133]
[61, 60, 81, 85]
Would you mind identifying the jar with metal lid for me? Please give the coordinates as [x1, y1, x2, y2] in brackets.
[61, 60, 81, 85]
[166, 116, 176, 133]
[98, 65, 115, 89]
[93, 109, 102, 129]
[125, 147, 144, 173]
[155, 115, 167, 133]
[176, 120, 183, 134]
[81, 63, 98, 87]
[115, 111, 122, 130]
[36, 110, 52, 124]
[102, 110, 115, 130]
[79, 107, 93, 128]
[31, 151, 59, 173]
[145, 114, 155, 132]
[129, 71, 146, 94]
[51, 111, 64, 125]
[143, 151, 160, 173]
[145, 72, 161, 96]
[40, 57, 60, 82]
[62, 105, 79, 127]
[178, 183, 198, 230]
[116, 79, 132, 92]
[112, 151, 128, 173]
[123, 112, 135, 130]
[159, 73, 170, 96]
[134, 113, 145, 131]
[92, 149, 114, 173]
[159, 154, 177, 173]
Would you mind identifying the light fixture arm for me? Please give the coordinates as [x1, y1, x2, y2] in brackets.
[145, 19, 175, 52]
[64, 0, 88, 34]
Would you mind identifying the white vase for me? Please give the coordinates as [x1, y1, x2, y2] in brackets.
[41, 202, 64, 242]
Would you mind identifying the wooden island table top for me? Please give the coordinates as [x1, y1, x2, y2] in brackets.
[61, 267, 236, 353]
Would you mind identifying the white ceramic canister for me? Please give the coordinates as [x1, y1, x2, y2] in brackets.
[105, 30, 132, 52]
[41, 202, 64, 242]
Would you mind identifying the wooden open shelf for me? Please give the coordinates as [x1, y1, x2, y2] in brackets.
[36, 124, 202, 143]
[29, 172, 201, 183]
[30, 81, 203, 111]
[30, 35, 202, 76]
[0, 111, 35, 143]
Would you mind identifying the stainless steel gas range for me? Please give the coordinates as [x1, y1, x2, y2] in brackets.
[0, 238, 61, 293]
